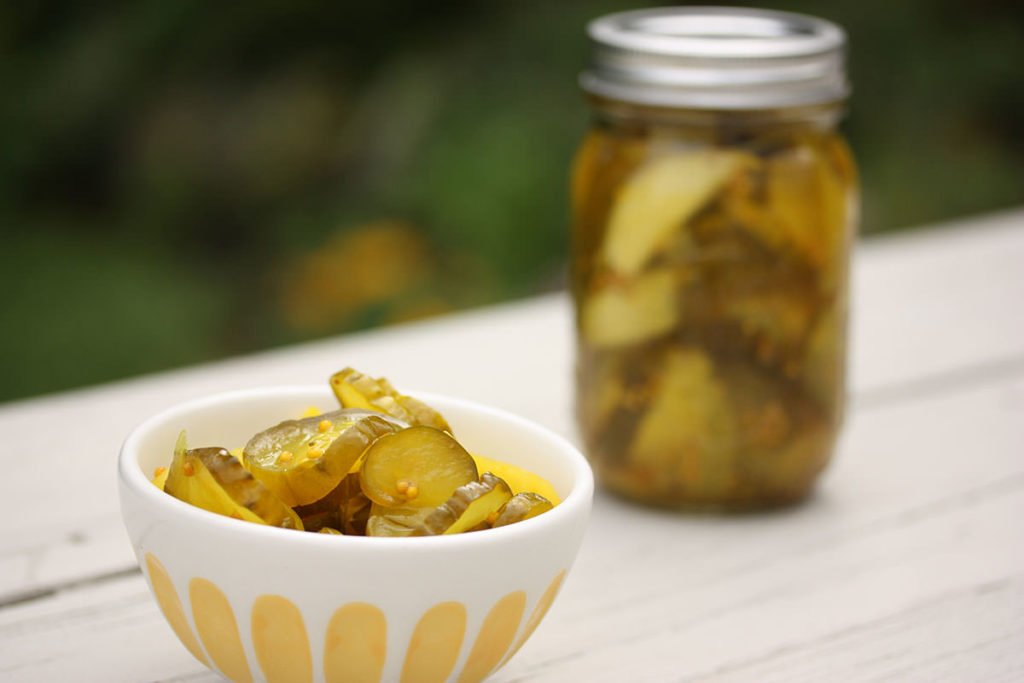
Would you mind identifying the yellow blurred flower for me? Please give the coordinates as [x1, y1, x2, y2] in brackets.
[281, 220, 443, 331]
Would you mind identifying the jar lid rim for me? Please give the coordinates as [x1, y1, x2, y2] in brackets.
[582, 7, 849, 110]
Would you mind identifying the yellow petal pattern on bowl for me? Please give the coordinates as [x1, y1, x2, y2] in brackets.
[144, 553, 567, 683]
[252, 595, 313, 683]
[190, 578, 252, 683]
[144, 553, 209, 666]
[501, 570, 566, 667]
[401, 601, 467, 683]
[456, 591, 526, 683]
[324, 602, 388, 683]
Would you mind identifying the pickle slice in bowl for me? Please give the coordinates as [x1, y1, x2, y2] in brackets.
[365, 503, 435, 537]
[330, 367, 452, 433]
[151, 466, 169, 491]
[165, 433, 302, 530]
[292, 475, 345, 532]
[244, 409, 401, 507]
[492, 492, 554, 528]
[360, 426, 479, 508]
[337, 473, 373, 536]
[423, 472, 514, 535]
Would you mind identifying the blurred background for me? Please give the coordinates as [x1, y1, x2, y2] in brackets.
[2, 0, 1022, 403]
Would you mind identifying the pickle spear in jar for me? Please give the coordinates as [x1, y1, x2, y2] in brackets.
[762, 141, 848, 271]
[244, 409, 401, 507]
[629, 348, 738, 501]
[601, 150, 751, 276]
[360, 426, 479, 508]
[581, 268, 678, 348]
[165, 433, 303, 530]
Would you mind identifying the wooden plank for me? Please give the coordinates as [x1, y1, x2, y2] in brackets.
[1, 210, 1022, 681]
[0, 295, 572, 604]
[1, 359, 1021, 682]
[849, 207, 1024, 399]
[0, 572, 216, 683]
[493, 370, 1024, 681]
[2, 499, 1020, 682]
[1, 212, 1023, 605]
[496, 492, 1024, 682]
[688, 576, 1024, 683]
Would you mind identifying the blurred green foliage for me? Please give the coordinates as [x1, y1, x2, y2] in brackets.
[1, 0, 1022, 402]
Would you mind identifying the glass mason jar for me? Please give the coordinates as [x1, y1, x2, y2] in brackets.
[571, 8, 859, 509]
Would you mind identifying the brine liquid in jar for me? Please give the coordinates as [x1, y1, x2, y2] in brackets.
[572, 7, 859, 509]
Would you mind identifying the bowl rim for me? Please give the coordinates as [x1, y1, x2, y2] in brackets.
[119, 385, 594, 551]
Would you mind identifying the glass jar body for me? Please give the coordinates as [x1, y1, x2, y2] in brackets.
[571, 100, 858, 509]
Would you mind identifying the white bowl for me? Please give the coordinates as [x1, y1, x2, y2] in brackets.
[118, 386, 593, 683]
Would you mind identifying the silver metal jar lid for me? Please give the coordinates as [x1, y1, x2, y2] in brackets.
[581, 6, 849, 110]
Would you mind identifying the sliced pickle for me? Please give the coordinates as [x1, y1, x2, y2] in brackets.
[397, 394, 453, 433]
[720, 361, 794, 452]
[330, 367, 451, 433]
[291, 472, 371, 533]
[572, 129, 651, 266]
[365, 503, 435, 537]
[152, 466, 169, 491]
[740, 413, 834, 503]
[681, 203, 820, 368]
[165, 433, 302, 530]
[244, 409, 401, 507]
[292, 479, 343, 532]
[727, 139, 848, 272]
[337, 473, 372, 536]
[293, 507, 338, 533]
[492, 492, 554, 528]
[158, 367, 564, 533]
[601, 150, 750, 276]
[629, 349, 738, 498]
[803, 306, 846, 413]
[572, 121, 853, 508]
[423, 473, 514, 535]
[763, 144, 839, 270]
[570, 126, 608, 219]
[359, 426, 478, 508]
[576, 351, 628, 448]
[581, 269, 678, 348]
[720, 283, 817, 366]
[472, 454, 560, 505]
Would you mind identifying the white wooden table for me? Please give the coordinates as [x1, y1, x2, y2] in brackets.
[2, 208, 1023, 682]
